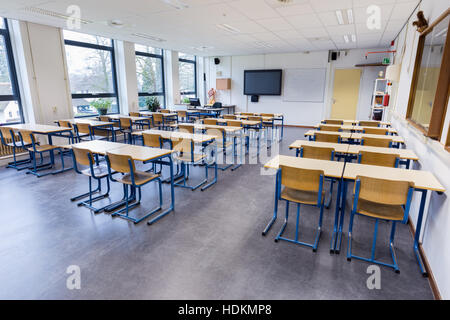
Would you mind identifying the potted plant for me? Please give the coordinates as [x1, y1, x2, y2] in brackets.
[90, 98, 111, 115]
[145, 96, 161, 112]
[182, 97, 190, 104]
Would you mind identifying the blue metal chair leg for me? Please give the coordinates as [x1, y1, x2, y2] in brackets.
[275, 201, 289, 242]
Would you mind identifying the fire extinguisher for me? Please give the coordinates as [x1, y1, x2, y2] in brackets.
[383, 95, 390, 106]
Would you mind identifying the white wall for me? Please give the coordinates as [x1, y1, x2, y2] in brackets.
[205, 48, 388, 126]
[115, 41, 139, 114]
[387, 0, 450, 299]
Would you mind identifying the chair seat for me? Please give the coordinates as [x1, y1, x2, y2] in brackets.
[281, 187, 325, 205]
[28, 144, 60, 152]
[118, 171, 160, 186]
[174, 153, 206, 163]
[81, 164, 109, 178]
[356, 198, 405, 221]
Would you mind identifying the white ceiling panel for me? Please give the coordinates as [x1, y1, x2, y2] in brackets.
[275, 3, 315, 17]
[256, 17, 293, 31]
[284, 14, 323, 29]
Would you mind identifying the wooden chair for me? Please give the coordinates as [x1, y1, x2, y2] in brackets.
[142, 132, 163, 173]
[73, 123, 92, 142]
[177, 110, 187, 122]
[203, 119, 217, 125]
[170, 137, 211, 191]
[129, 112, 141, 117]
[347, 176, 414, 272]
[275, 165, 326, 251]
[105, 151, 162, 224]
[324, 119, 343, 125]
[361, 137, 391, 148]
[18, 130, 67, 177]
[119, 117, 136, 144]
[0, 126, 31, 170]
[241, 112, 254, 116]
[179, 124, 194, 134]
[227, 120, 249, 155]
[70, 147, 110, 213]
[314, 132, 340, 143]
[223, 114, 236, 120]
[206, 127, 233, 171]
[358, 150, 399, 168]
[319, 125, 340, 132]
[160, 109, 170, 114]
[99, 115, 122, 139]
[363, 127, 389, 135]
[359, 121, 380, 127]
[152, 113, 164, 129]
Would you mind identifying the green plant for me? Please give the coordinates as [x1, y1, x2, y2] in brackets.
[182, 97, 190, 104]
[145, 96, 161, 112]
[90, 98, 111, 115]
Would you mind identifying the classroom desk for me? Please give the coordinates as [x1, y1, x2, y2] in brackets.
[289, 140, 350, 156]
[314, 123, 397, 134]
[304, 130, 352, 140]
[5, 124, 74, 175]
[55, 119, 117, 141]
[321, 119, 391, 127]
[236, 113, 285, 140]
[337, 163, 445, 275]
[139, 112, 178, 127]
[351, 133, 405, 145]
[347, 145, 418, 168]
[263, 155, 345, 250]
[65, 140, 176, 225]
[133, 129, 217, 144]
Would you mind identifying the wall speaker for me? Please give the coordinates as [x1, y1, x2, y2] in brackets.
[214, 58, 220, 65]
[251, 95, 259, 103]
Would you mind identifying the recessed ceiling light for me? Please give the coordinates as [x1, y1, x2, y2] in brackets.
[162, 0, 189, 10]
[335, 10, 344, 25]
[347, 9, 354, 24]
[343, 35, 349, 43]
[216, 24, 240, 34]
[132, 33, 166, 42]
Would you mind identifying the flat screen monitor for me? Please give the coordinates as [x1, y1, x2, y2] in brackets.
[189, 98, 201, 106]
[244, 69, 282, 96]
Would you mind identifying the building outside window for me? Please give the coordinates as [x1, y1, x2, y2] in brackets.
[178, 52, 197, 102]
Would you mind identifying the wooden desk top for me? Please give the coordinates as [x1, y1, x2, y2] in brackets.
[172, 123, 242, 133]
[55, 119, 115, 127]
[352, 126, 397, 134]
[343, 163, 445, 192]
[106, 115, 149, 121]
[304, 130, 352, 139]
[235, 115, 274, 121]
[134, 129, 216, 143]
[109, 144, 173, 162]
[314, 123, 397, 134]
[289, 140, 350, 153]
[236, 112, 283, 117]
[347, 145, 419, 160]
[214, 118, 261, 126]
[264, 155, 345, 179]
[139, 111, 177, 117]
[322, 119, 391, 127]
[63, 140, 124, 154]
[351, 133, 404, 143]
[5, 124, 73, 134]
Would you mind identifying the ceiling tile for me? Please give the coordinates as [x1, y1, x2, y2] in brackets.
[275, 3, 315, 17]
[256, 17, 293, 31]
[284, 14, 323, 29]
[326, 24, 356, 36]
[228, 0, 279, 20]
[310, 0, 353, 12]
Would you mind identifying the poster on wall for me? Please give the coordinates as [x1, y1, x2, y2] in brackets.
[283, 68, 327, 102]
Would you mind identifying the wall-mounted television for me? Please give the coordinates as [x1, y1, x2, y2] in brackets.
[244, 69, 282, 96]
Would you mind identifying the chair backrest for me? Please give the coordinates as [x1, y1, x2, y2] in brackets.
[204, 119, 217, 125]
[227, 120, 243, 127]
[0, 126, 13, 144]
[142, 133, 162, 148]
[261, 113, 274, 117]
[324, 119, 343, 125]
[160, 109, 170, 114]
[119, 117, 132, 129]
[99, 116, 111, 122]
[76, 123, 91, 135]
[106, 152, 134, 174]
[300, 145, 334, 160]
[223, 114, 236, 120]
[319, 125, 340, 132]
[359, 121, 379, 127]
[280, 165, 324, 194]
[358, 151, 398, 167]
[129, 112, 140, 117]
[72, 147, 94, 167]
[153, 113, 163, 123]
[19, 130, 35, 145]
[361, 137, 391, 148]
[241, 112, 254, 116]
[206, 127, 225, 141]
[179, 124, 194, 134]
[171, 136, 193, 160]
[212, 102, 222, 108]
[314, 132, 340, 143]
[248, 116, 262, 122]
[58, 120, 72, 128]
[355, 175, 412, 206]
[363, 127, 389, 135]
[177, 110, 187, 118]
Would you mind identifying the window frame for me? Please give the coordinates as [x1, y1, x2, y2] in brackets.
[135, 47, 166, 108]
[406, 8, 450, 141]
[179, 55, 197, 97]
[0, 18, 24, 125]
[64, 34, 120, 117]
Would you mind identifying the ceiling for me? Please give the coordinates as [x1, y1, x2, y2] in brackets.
[0, 0, 420, 56]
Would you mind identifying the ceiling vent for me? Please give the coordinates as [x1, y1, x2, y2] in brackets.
[132, 33, 166, 42]
[22, 7, 92, 24]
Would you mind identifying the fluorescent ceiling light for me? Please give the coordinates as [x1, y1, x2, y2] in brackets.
[347, 9, 354, 24]
[216, 24, 240, 34]
[335, 10, 344, 25]
[162, 0, 189, 10]
[343, 35, 349, 43]
[132, 33, 166, 42]
[22, 7, 92, 24]
[351, 34, 356, 42]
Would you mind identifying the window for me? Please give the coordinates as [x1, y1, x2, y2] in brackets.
[0, 18, 23, 125]
[64, 30, 119, 117]
[135, 44, 165, 110]
[179, 52, 197, 101]
[407, 11, 450, 141]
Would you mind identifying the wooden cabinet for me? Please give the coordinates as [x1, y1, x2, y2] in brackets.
[216, 78, 231, 90]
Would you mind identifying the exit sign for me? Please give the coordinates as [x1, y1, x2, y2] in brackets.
[382, 58, 390, 65]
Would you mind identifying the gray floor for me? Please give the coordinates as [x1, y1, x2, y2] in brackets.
[0, 127, 433, 299]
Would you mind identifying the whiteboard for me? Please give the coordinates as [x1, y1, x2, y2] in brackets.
[283, 68, 327, 102]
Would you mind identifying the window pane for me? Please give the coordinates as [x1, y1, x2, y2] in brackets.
[179, 52, 195, 61]
[0, 18, 4, 29]
[179, 61, 195, 93]
[135, 44, 162, 55]
[136, 55, 163, 93]
[63, 30, 112, 47]
[138, 95, 164, 111]
[0, 35, 13, 95]
[0, 100, 20, 123]
[72, 97, 119, 117]
[410, 15, 449, 129]
[65, 44, 114, 94]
